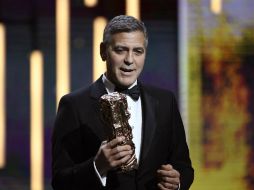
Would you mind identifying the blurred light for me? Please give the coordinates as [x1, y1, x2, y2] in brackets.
[84, 0, 98, 7]
[126, 0, 140, 19]
[0, 23, 6, 169]
[56, 0, 70, 106]
[178, 0, 189, 142]
[30, 51, 44, 190]
[93, 17, 107, 81]
[211, 0, 222, 14]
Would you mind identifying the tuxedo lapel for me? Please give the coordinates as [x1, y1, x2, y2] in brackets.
[139, 85, 158, 165]
[86, 76, 108, 141]
[90, 76, 107, 100]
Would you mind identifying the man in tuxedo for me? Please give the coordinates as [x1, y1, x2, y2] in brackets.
[52, 15, 194, 190]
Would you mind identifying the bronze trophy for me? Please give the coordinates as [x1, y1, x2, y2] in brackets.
[100, 92, 138, 172]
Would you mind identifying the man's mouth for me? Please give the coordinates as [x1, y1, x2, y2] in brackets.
[120, 68, 134, 72]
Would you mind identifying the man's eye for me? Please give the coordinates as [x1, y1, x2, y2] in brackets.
[134, 49, 144, 55]
[114, 48, 124, 54]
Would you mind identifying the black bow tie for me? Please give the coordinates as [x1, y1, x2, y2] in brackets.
[115, 85, 140, 101]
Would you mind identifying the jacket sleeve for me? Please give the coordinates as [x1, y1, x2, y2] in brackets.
[51, 96, 103, 190]
[170, 95, 194, 190]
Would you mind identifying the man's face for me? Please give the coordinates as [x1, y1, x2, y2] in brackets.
[101, 31, 146, 88]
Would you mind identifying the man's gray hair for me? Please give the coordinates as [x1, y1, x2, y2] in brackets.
[102, 15, 148, 47]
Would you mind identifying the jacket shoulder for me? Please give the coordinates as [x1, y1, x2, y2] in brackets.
[61, 85, 91, 102]
[57, 84, 95, 111]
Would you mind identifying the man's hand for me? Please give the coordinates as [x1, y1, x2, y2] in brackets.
[157, 164, 180, 190]
[94, 136, 133, 176]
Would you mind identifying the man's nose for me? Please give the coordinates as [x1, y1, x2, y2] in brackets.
[124, 52, 134, 65]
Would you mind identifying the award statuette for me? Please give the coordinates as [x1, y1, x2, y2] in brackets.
[99, 92, 138, 172]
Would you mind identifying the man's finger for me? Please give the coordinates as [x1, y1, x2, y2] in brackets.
[110, 154, 131, 168]
[158, 182, 178, 190]
[110, 145, 132, 155]
[111, 149, 133, 160]
[106, 136, 125, 149]
[161, 176, 180, 185]
[161, 164, 173, 170]
[158, 182, 170, 190]
[157, 169, 180, 178]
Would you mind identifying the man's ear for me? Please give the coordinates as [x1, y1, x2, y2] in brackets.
[100, 42, 107, 61]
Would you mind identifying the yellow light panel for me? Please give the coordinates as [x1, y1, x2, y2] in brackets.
[211, 0, 222, 14]
[30, 50, 44, 190]
[126, 0, 140, 19]
[0, 23, 6, 169]
[93, 17, 107, 81]
[56, 0, 70, 106]
[84, 0, 98, 7]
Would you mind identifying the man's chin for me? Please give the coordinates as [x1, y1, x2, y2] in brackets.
[117, 80, 136, 88]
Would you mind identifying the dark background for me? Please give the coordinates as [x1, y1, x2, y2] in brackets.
[0, 0, 178, 189]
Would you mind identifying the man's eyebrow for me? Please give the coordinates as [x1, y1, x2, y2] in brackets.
[133, 47, 145, 49]
[114, 45, 125, 48]
[113, 45, 129, 50]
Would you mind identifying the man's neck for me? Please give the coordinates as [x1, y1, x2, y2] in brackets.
[102, 73, 137, 93]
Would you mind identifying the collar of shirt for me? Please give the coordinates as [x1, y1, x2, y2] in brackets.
[102, 74, 138, 94]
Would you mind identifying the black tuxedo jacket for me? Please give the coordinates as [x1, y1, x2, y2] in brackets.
[52, 77, 194, 190]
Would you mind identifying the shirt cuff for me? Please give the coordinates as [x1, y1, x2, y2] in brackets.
[93, 161, 107, 186]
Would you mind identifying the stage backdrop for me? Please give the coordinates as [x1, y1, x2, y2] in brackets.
[180, 0, 254, 189]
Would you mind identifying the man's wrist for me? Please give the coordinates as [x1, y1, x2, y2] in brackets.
[177, 182, 180, 190]
[93, 160, 107, 186]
